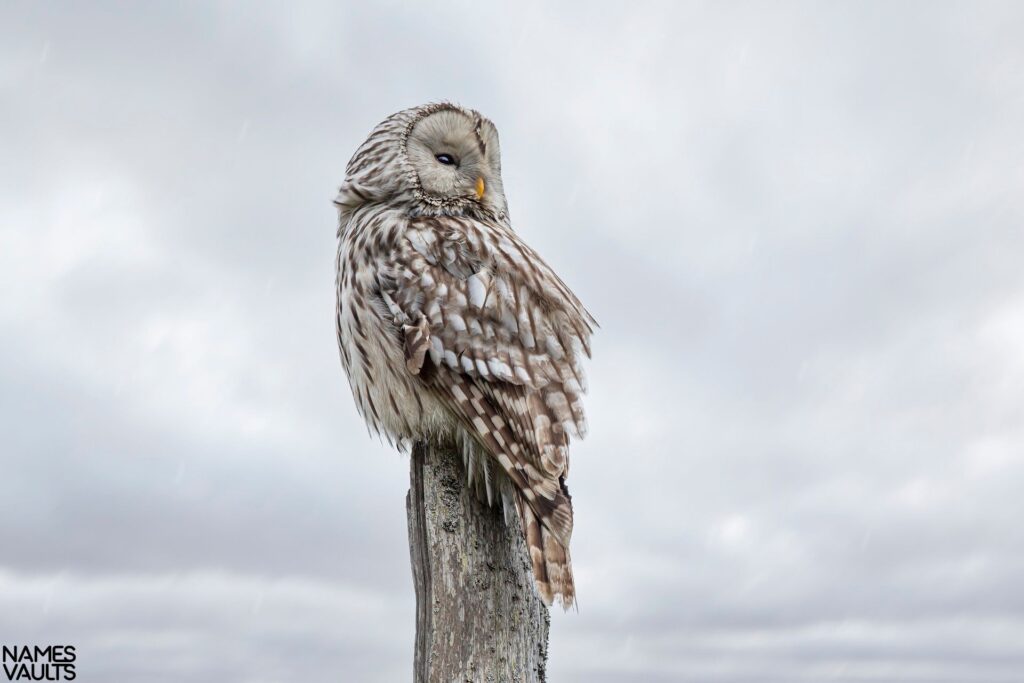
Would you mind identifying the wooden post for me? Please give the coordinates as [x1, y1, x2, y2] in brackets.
[406, 441, 550, 682]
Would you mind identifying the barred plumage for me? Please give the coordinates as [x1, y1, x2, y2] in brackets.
[334, 103, 595, 607]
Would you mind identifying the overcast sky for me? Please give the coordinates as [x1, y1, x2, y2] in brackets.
[2, 1, 1024, 681]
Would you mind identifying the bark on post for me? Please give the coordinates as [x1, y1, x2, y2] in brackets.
[406, 441, 550, 682]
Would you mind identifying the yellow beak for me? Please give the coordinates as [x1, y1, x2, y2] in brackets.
[475, 176, 486, 199]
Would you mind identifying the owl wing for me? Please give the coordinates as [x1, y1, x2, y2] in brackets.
[378, 214, 595, 545]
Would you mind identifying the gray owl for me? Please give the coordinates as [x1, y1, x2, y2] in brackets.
[334, 103, 595, 607]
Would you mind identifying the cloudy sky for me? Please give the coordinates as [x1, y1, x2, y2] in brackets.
[3, 1, 1024, 681]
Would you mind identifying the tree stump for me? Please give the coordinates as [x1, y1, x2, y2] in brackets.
[406, 441, 550, 682]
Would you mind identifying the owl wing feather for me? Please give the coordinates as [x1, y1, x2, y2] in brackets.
[379, 214, 595, 547]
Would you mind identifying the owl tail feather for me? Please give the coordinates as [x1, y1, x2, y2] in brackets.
[519, 494, 575, 609]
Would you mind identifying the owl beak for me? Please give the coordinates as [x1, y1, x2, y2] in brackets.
[475, 176, 486, 200]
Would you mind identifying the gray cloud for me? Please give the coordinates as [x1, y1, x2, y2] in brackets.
[2, 1, 1023, 681]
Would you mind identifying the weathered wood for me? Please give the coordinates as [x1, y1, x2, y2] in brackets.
[407, 441, 550, 683]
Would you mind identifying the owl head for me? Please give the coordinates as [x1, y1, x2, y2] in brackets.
[337, 103, 509, 226]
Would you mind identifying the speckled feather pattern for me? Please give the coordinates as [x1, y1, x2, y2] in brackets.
[335, 103, 595, 607]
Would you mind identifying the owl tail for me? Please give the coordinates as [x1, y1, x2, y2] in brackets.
[518, 493, 576, 609]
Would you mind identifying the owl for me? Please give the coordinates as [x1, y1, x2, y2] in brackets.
[334, 103, 595, 607]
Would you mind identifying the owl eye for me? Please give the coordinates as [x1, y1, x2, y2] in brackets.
[435, 153, 458, 166]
